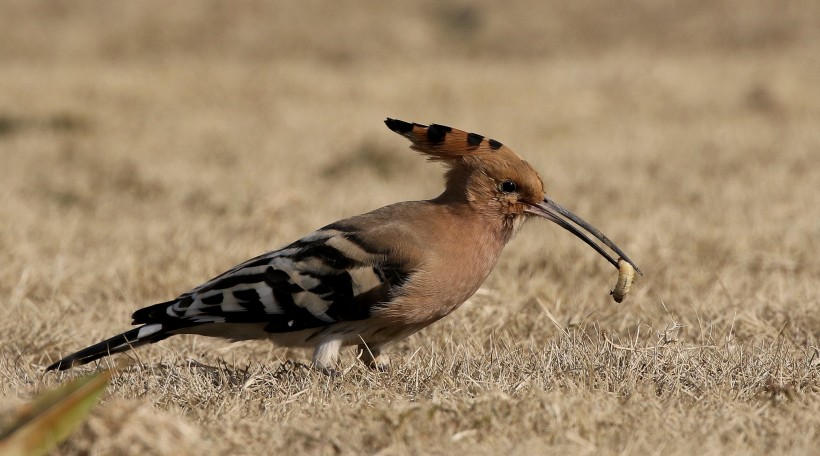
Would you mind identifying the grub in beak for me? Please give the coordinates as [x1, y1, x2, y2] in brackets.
[525, 198, 642, 275]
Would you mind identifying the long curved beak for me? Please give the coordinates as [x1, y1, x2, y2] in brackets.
[525, 197, 642, 275]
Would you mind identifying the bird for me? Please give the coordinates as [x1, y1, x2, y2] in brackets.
[46, 118, 641, 375]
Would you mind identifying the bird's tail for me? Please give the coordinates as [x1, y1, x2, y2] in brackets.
[46, 323, 174, 371]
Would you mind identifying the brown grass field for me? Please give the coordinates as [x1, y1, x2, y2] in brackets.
[2, 1, 820, 454]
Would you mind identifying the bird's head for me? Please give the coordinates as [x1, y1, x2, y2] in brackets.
[385, 118, 641, 275]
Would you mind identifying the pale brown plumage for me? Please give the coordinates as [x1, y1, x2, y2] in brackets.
[47, 118, 640, 375]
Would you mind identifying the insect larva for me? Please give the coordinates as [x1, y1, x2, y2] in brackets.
[611, 258, 635, 303]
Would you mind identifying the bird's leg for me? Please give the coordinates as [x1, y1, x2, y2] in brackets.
[312, 336, 343, 377]
[357, 342, 390, 372]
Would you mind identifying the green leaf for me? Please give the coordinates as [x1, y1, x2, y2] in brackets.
[0, 370, 111, 456]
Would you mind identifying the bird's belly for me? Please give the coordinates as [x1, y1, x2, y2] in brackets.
[265, 320, 427, 348]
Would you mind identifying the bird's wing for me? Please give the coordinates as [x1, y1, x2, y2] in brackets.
[130, 226, 415, 333]
[46, 221, 421, 371]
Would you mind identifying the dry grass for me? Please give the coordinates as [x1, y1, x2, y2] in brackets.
[1, 1, 819, 454]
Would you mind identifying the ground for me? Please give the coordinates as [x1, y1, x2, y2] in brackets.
[1, 1, 819, 454]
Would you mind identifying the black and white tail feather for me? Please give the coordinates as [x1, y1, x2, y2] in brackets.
[46, 224, 410, 372]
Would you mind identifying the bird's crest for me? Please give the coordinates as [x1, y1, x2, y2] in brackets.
[384, 118, 544, 205]
[384, 118, 523, 164]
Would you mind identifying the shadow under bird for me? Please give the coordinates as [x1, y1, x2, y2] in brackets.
[47, 118, 641, 374]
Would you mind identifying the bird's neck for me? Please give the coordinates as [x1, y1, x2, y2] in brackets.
[432, 188, 517, 246]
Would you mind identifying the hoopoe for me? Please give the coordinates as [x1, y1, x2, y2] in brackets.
[46, 118, 640, 375]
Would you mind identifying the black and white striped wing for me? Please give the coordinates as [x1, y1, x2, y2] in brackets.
[131, 228, 408, 333]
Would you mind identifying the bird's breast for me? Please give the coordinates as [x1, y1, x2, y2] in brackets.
[375, 216, 506, 327]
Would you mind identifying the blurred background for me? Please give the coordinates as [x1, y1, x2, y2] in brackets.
[1, 1, 820, 452]
[3, 0, 820, 372]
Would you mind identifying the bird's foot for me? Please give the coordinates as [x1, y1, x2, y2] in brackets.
[358, 343, 390, 372]
[316, 366, 342, 377]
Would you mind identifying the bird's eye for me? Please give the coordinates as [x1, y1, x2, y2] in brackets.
[499, 180, 517, 193]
